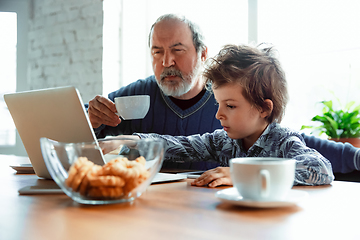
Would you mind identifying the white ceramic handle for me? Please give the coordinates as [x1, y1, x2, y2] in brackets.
[260, 169, 270, 199]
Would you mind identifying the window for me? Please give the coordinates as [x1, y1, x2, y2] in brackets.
[102, 0, 122, 96]
[0, 0, 29, 156]
[0, 12, 17, 146]
[258, 0, 360, 132]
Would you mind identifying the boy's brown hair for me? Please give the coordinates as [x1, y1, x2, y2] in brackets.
[203, 44, 288, 123]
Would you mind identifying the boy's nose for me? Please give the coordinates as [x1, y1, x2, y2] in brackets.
[215, 108, 223, 120]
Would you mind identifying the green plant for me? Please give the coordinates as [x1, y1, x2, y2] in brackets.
[301, 100, 360, 139]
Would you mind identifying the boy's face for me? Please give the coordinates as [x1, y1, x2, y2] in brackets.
[213, 83, 270, 148]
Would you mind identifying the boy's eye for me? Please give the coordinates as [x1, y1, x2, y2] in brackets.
[227, 104, 235, 109]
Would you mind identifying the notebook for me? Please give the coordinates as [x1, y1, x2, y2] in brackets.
[4, 86, 103, 179]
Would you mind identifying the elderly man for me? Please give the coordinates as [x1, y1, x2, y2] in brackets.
[88, 14, 220, 139]
[87, 14, 359, 173]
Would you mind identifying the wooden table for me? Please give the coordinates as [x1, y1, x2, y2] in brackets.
[1, 154, 360, 240]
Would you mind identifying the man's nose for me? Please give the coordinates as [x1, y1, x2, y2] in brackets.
[162, 51, 175, 67]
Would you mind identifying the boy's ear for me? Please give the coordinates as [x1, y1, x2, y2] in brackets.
[261, 99, 273, 119]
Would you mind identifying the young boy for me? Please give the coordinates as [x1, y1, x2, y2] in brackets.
[134, 44, 334, 187]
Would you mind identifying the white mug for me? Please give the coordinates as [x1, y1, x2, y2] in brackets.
[114, 95, 150, 120]
[230, 157, 296, 201]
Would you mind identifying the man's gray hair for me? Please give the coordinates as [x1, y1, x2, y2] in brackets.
[148, 14, 207, 54]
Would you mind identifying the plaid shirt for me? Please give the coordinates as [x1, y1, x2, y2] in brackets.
[136, 122, 334, 185]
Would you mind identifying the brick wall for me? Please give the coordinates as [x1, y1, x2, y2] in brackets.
[28, 0, 103, 103]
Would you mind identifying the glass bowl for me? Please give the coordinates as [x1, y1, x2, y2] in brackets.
[40, 136, 164, 205]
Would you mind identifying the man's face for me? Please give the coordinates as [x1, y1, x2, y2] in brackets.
[150, 19, 203, 97]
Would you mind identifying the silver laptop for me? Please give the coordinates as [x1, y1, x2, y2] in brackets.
[5, 86, 187, 187]
[4, 86, 102, 179]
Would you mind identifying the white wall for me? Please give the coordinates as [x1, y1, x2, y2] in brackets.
[27, 0, 104, 103]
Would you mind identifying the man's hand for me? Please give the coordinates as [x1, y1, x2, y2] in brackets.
[191, 167, 232, 188]
[88, 95, 121, 129]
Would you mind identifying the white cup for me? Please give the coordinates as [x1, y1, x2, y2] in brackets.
[230, 157, 296, 201]
[114, 95, 150, 120]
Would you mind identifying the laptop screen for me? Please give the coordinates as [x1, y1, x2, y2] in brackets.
[4, 86, 102, 179]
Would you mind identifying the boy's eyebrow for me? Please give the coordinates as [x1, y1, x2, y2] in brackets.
[220, 98, 237, 102]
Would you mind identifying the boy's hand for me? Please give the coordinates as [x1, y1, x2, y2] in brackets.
[191, 167, 232, 188]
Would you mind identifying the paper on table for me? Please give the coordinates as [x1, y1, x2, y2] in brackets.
[178, 171, 205, 179]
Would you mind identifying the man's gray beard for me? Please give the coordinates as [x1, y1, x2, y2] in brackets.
[157, 58, 202, 97]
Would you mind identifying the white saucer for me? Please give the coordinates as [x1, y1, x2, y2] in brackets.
[10, 164, 35, 174]
[215, 188, 308, 208]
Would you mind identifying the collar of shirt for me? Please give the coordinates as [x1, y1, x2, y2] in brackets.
[236, 123, 276, 156]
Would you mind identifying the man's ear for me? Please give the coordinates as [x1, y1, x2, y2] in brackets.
[261, 99, 273, 119]
[201, 47, 208, 61]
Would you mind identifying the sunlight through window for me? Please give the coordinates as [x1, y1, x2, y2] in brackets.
[0, 12, 17, 146]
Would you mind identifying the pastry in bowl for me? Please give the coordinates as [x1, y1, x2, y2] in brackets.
[40, 136, 164, 205]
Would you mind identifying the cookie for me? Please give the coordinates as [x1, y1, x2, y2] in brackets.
[79, 165, 103, 196]
[70, 160, 94, 191]
[88, 175, 126, 188]
[67, 155, 150, 199]
[65, 157, 92, 188]
[87, 186, 124, 198]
